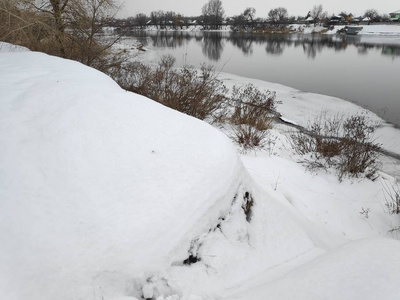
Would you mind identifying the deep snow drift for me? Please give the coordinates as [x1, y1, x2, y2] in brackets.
[1, 43, 400, 300]
[0, 46, 243, 299]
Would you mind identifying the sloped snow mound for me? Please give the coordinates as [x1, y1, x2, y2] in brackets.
[227, 238, 400, 300]
[0, 51, 242, 300]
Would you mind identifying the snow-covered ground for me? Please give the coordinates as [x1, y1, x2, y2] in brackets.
[359, 24, 400, 35]
[1, 42, 400, 300]
[291, 23, 400, 36]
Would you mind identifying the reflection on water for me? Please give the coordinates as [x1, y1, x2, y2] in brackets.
[123, 30, 400, 125]
[125, 31, 400, 60]
[201, 32, 224, 61]
[382, 46, 400, 57]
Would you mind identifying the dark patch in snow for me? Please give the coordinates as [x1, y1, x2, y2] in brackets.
[212, 216, 226, 233]
[183, 254, 200, 265]
[242, 191, 254, 222]
[231, 193, 238, 204]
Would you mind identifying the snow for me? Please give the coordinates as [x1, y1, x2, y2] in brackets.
[358, 24, 400, 36]
[0, 42, 29, 52]
[225, 238, 400, 300]
[0, 47, 242, 300]
[291, 24, 400, 36]
[1, 43, 400, 300]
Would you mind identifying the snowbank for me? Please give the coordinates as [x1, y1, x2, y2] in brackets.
[0, 49, 243, 300]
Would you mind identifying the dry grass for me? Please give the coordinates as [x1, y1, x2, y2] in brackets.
[116, 55, 229, 121]
[117, 63, 279, 151]
[381, 179, 400, 215]
[291, 113, 381, 181]
[228, 84, 277, 150]
[0, 0, 122, 71]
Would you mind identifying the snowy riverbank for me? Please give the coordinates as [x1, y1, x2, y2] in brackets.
[1, 43, 400, 300]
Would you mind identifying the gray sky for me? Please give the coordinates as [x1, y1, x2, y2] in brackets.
[117, 0, 399, 18]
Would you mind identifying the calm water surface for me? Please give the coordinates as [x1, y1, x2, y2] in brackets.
[126, 31, 400, 126]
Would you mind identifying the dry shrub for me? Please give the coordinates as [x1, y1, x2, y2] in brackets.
[232, 125, 270, 150]
[0, 0, 42, 48]
[381, 179, 400, 215]
[316, 138, 342, 158]
[229, 84, 277, 150]
[117, 63, 279, 151]
[116, 55, 229, 121]
[0, 0, 121, 71]
[230, 84, 276, 128]
[291, 113, 381, 181]
[337, 115, 380, 180]
[291, 113, 343, 166]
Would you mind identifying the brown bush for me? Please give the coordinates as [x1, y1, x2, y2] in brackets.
[116, 55, 229, 121]
[382, 180, 400, 215]
[231, 125, 270, 150]
[291, 113, 381, 181]
[337, 115, 380, 180]
[0, 0, 121, 71]
[229, 84, 276, 127]
[228, 84, 277, 150]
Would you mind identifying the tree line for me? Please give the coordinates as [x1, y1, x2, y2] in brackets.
[116, 0, 392, 30]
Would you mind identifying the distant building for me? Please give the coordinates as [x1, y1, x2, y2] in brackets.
[327, 15, 345, 25]
[389, 10, 400, 21]
[305, 16, 314, 23]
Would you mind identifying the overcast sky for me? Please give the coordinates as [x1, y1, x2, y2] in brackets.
[116, 0, 399, 18]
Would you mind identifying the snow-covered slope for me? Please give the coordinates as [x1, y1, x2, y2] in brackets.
[0, 46, 321, 300]
[0, 48, 243, 300]
[2, 44, 400, 300]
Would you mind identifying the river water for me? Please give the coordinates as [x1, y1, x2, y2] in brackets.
[125, 30, 400, 126]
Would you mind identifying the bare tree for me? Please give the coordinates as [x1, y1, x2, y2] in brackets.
[150, 10, 162, 28]
[201, 0, 224, 29]
[0, 0, 121, 70]
[135, 13, 147, 29]
[243, 7, 256, 23]
[232, 7, 256, 30]
[310, 4, 328, 25]
[231, 14, 246, 30]
[364, 9, 379, 21]
[268, 7, 288, 23]
[174, 14, 184, 29]
[164, 11, 176, 28]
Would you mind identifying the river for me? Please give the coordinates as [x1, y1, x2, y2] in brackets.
[123, 30, 400, 126]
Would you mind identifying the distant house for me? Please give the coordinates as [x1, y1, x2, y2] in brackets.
[305, 16, 314, 23]
[360, 17, 372, 24]
[326, 15, 345, 25]
[346, 13, 354, 22]
[389, 10, 400, 21]
[350, 16, 363, 23]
